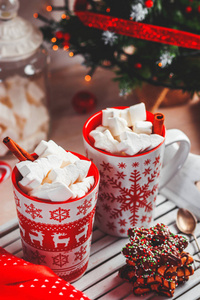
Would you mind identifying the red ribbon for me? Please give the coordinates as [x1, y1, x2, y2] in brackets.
[0, 247, 91, 300]
[75, 8, 200, 50]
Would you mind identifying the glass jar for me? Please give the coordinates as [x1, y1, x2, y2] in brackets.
[0, 0, 50, 157]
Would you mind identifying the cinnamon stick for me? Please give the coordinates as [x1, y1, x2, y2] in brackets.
[3, 137, 35, 161]
[153, 113, 165, 136]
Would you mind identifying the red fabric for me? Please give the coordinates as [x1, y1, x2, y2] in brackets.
[0, 247, 91, 300]
[74, 1, 200, 50]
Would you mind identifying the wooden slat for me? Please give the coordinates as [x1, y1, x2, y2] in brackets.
[156, 194, 167, 206]
[84, 273, 127, 300]
[87, 238, 128, 271]
[154, 200, 176, 219]
[0, 227, 20, 247]
[74, 253, 125, 291]
[0, 218, 18, 237]
[90, 234, 119, 255]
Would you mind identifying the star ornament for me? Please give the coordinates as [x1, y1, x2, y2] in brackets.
[102, 31, 118, 46]
[130, 3, 148, 22]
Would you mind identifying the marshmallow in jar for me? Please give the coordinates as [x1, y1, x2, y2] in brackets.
[0, 0, 50, 157]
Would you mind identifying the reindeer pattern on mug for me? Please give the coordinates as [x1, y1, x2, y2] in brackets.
[13, 188, 97, 281]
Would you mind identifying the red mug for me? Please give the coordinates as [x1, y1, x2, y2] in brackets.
[83, 107, 190, 237]
[12, 152, 100, 282]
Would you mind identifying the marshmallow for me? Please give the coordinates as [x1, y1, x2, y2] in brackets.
[95, 125, 107, 132]
[35, 157, 55, 177]
[34, 140, 79, 165]
[18, 172, 42, 193]
[107, 117, 128, 137]
[69, 183, 87, 199]
[22, 105, 49, 138]
[120, 108, 132, 127]
[16, 155, 62, 190]
[117, 132, 143, 156]
[46, 154, 63, 169]
[5, 75, 29, 87]
[16, 160, 40, 177]
[64, 163, 80, 184]
[134, 121, 152, 135]
[128, 102, 146, 125]
[0, 102, 16, 128]
[139, 134, 152, 152]
[48, 168, 71, 186]
[82, 176, 95, 190]
[62, 150, 80, 164]
[27, 81, 45, 104]
[74, 160, 91, 181]
[102, 108, 121, 126]
[8, 84, 30, 119]
[34, 140, 58, 157]
[30, 182, 74, 202]
[18, 131, 47, 153]
[149, 134, 164, 150]
[90, 129, 119, 154]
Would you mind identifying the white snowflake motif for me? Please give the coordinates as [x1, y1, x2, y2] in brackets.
[77, 199, 92, 216]
[157, 52, 175, 68]
[50, 207, 70, 222]
[102, 31, 117, 46]
[130, 3, 148, 22]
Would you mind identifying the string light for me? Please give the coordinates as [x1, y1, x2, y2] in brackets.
[62, 14, 67, 19]
[46, 5, 52, 12]
[85, 75, 91, 82]
[33, 13, 38, 19]
[51, 37, 57, 43]
[69, 51, 74, 57]
[158, 62, 162, 67]
[52, 45, 59, 51]
[63, 45, 69, 51]
[106, 7, 110, 13]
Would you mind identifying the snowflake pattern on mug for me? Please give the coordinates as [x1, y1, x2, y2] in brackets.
[96, 154, 162, 235]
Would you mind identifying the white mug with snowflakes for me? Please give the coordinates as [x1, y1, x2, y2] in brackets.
[83, 107, 190, 237]
[11, 153, 99, 282]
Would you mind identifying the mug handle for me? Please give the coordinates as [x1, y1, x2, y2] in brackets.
[159, 129, 190, 190]
[0, 161, 11, 184]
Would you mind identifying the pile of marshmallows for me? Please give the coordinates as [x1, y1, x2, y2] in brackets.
[16, 140, 94, 202]
[90, 103, 164, 156]
[0, 75, 49, 156]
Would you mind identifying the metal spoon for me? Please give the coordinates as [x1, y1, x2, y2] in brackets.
[176, 208, 200, 261]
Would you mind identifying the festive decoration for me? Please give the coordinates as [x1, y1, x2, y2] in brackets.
[12, 154, 99, 283]
[0, 247, 91, 300]
[72, 91, 97, 114]
[38, 0, 200, 97]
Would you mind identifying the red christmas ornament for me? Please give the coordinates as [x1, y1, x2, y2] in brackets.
[134, 62, 142, 69]
[185, 6, 192, 13]
[63, 32, 71, 41]
[145, 0, 154, 8]
[72, 91, 97, 114]
[62, 41, 69, 48]
[55, 31, 63, 39]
